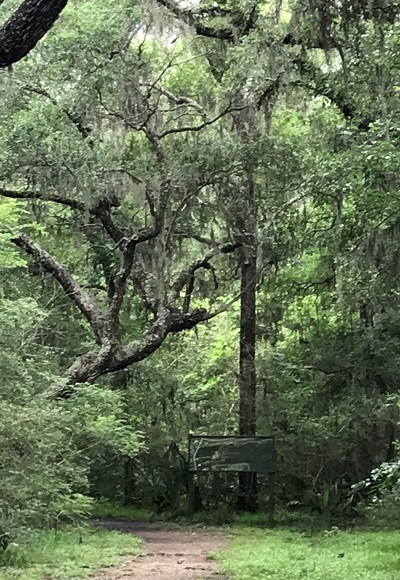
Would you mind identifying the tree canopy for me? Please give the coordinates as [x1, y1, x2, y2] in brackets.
[2, 0, 400, 542]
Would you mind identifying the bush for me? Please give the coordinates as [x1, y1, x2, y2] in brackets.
[0, 397, 92, 541]
[0, 298, 144, 544]
[352, 459, 400, 525]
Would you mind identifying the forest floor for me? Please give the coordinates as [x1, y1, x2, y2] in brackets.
[91, 519, 229, 579]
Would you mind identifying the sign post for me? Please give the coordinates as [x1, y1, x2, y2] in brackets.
[188, 435, 276, 523]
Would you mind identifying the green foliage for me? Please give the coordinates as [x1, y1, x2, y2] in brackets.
[0, 396, 91, 538]
[0, 201, 36, 269]
[0, 297, 143, 541]
[0, 527, 141, 579]
[352, 457, 400, 525]
[67, 385, 144, 458]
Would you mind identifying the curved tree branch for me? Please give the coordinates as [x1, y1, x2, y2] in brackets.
[0, 0, 68, 68]
[173, 240, 241, 299]
[108, 240, 136, 333]
[158, 102, 245, 139]
[11, 233, 108, 343]
[155, 0, 234, 40]
[0, 188, 85, 210]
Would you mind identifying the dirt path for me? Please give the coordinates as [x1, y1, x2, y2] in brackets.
[91, 519, 229, 580]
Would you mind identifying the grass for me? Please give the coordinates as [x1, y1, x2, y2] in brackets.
[91, 498, 152, 521]
[0, 526, 141, 580]
[215, 527, 400, 580]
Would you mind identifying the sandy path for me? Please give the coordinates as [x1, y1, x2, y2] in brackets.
[91, 519, 229, 580]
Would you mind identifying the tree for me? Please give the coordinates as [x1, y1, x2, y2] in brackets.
[0, 0, 245, 394]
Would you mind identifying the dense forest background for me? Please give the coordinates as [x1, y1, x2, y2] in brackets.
[2, 0, 400, 542]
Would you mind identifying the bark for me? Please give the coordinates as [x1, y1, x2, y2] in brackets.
[155, 0, 233, 41]
[123, 456, 136, 505]
[238, 235, 257, 438]
[237, 180, 258, 513]
[155, 0, 258, 42]
[0, 188, 85, 211]
[0, 0, 68, 67]
[173, 241, 241, 299]
[60, 306, 211, 390]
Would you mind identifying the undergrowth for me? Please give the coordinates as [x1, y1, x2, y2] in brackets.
[91, 498, 152, 521]
[0, 526, 141, 579]
[91, 499, 352, 530]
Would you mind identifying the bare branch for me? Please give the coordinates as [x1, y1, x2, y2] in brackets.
[118, 308, 172, 368]
[108, 241, 136, 331]
[173, 241, 241, 298]
[64, 306, 213, 386]
[93, 202, 126, 243]
[131, 257, 160, 314]
[157, 85, 209, 120]
[157, 102, 244, 139]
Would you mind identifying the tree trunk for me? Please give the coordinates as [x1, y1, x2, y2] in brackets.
[239, 236, 257, 438]
[237, 181, 258, 512]
[123, 456, 136, 505]
[0, 0, 68, 67]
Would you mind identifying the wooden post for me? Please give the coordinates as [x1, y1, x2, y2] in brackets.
[188, 472, 195, 518]
[268, 471, 275, 526]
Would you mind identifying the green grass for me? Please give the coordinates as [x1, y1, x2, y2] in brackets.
[91, 498, 152, 521]
[215, 528, 400, 579]
[0, 526, 141, 579]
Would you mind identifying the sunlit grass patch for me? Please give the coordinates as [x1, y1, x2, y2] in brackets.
[216, 528, 400, 580]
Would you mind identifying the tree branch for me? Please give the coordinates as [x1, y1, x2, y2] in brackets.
[108, 240, 136, 333]
[155, 0, 234, 40]
[63, 305, 215, 387]
[21, 85, 92, 138]
[0, 188, 128, 239]
[93, 201, 126, 242]
[173, 241, 241, 299]
[293, 55, 372, 131]
[0, 0, 68, 68]
[11, 233, 108, 343]
[131, 257, 160, 315]
[0, 188, 86, 211]
[157, 85, 209, 120]
[0, 187, 165, 319]
[157, 102, 244, 139]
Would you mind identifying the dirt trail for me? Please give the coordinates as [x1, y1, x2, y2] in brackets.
[91, 519, 229, 580]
